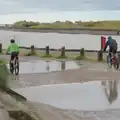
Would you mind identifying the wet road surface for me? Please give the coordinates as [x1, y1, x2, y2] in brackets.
[7, 60, 81, 74]
[15, 80, 120, 111]
[5, 56, 120, 120]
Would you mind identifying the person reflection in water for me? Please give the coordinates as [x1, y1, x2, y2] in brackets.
[46, 61, 50, 72]
[61, 61, 66, 70]
[102, 80, 118, 104]
[11, 75, 19, 80]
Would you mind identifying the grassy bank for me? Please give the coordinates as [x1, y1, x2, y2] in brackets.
[0, 59, 9, 89]
[13, 20, 120, 30]
[0, 59, 7, 65]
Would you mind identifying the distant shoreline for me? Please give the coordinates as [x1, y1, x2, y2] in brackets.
[0, 27, 120, 35]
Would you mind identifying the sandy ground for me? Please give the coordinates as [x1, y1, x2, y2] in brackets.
[31, 103, 120, 120]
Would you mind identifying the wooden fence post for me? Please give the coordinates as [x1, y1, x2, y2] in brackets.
[30, 45, 35, 55]
[98, 50, 103, 61]
[46, 46, 50, 55]
[61, 46, 65, 57]
[80, 48, 85, 57]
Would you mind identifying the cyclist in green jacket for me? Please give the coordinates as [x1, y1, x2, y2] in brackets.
[7, 39, 19, 62]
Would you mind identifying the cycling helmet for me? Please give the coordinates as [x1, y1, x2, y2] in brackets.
[108, 36, 112, 40]
[10, 39, 15, 43]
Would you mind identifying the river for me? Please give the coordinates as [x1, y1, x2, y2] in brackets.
[1, 30, 120, 50]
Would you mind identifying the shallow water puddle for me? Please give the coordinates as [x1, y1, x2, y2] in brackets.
[15, 80, 120, 111]
[7, 60, 81, 74]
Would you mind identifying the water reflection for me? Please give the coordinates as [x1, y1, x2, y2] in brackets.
[18, 60, 80, 74]
[46, 61, 50, 72]
[11, 75, 19, 80]
[61, 61, 66, 70]
[102, 80, 118, 104]
[31, 61, 36, 72]
[15, 80, 120, 111]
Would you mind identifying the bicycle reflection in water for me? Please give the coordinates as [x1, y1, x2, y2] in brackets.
[61, 61, 66, 70]
[102, 80, 118, 104]
[11, 75, 19, 80]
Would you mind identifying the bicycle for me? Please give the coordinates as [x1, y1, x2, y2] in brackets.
[106, 52, 119, 70]
[9, 56, 19, 75]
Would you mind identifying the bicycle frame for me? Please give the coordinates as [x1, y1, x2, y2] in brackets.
[10, 56, 19, 75]
[110, 53, 116, 64]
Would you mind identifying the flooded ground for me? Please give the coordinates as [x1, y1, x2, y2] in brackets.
[7, 56, 120, 120]
[15, 80, 120, 111]
[7, 60, 81, 74]
[5, 55, 120, 120]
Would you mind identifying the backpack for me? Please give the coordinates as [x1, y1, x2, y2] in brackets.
[111, 39, 117, 49]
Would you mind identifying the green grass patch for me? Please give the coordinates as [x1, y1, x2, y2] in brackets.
[75, 56, 88, 60]
[98, 59, 106, 63]
[20, 49, 98, 62]
[56, 55, 68, 59]
[0, 59, 7, 65]
[75, 55, 97, 62]
[0, 64, 9, 89]
[26, 52, 37, 56]
[0, 58, 9, 89]
[42, 54, 53, 58]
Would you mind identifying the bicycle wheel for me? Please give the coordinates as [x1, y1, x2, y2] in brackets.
[10, 61, 14, 74]
[107, 55, 112, 68]
[15, 60, 19, 75]
[114, 57, 119, 70]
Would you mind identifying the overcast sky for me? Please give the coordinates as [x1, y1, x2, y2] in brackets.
[0, 0, 120, 23]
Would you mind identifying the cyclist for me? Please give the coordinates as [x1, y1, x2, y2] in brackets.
[103, 36, 118, 57]
[7, 39, 19, 63]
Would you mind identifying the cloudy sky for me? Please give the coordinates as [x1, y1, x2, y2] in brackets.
[0, 0, 120, 24]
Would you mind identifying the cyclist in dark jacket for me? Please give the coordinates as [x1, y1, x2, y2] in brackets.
[103, 36, 117, 57]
